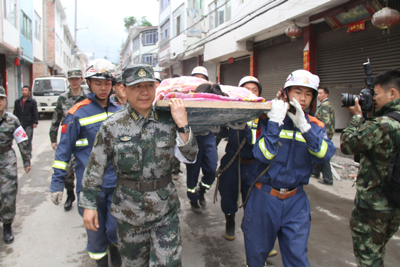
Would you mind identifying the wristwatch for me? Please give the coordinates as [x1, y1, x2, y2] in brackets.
[177, 124, 190, 133]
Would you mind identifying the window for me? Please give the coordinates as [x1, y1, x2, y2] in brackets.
[3, 0, 16, 26]
[189, 0, 204, 10]
[209, 0, 231, 30]
[161, 0, 170, 11]
[132, 37, 140, 52]
[21, 13, 32, 41]
[161, 20, 170, 41]
[34, 12, 41, 40]
[141, 54, 157, 66]
[142, 30, 158, 46]
[173, 5, 185, 37]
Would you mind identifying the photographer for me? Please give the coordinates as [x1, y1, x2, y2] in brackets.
[340, 69, 400, 267]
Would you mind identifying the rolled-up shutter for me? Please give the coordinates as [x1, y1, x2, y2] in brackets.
[317, 20, 400, 128]
[184, 57, 198, 76]
[257, 38, 303, 101]
[220, 56, 250, 86]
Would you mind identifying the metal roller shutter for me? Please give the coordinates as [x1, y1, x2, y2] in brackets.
[220, 56, 250, 86]
[317, 20, 400, 128]
[184, 57, 198, 76]
[257, 40, 303, 101]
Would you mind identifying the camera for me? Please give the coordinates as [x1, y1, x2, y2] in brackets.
[341, 59, 374, 112]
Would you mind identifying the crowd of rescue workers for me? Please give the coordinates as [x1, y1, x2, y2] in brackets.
[1, 60, 400, 267]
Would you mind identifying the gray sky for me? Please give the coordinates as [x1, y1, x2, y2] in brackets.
[61, 0, 160, 64]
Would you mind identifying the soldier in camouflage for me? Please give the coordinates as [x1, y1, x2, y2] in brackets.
[0, 86, 31, 244]
[110, 75, 128, 108]
[340, 69, 400, 267]
[49, 68, 87, 211]
[80, 65, 198, 267]
[312, 87, 335, 185]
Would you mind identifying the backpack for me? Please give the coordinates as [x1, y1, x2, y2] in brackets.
[369, 112, 400, 207]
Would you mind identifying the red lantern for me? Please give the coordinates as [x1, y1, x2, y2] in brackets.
[14, 57, 20, 66]
[285, 24, 303, 39]
[372, 7, 400, 33]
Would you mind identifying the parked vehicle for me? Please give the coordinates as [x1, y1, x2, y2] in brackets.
[32, 76, 69, 115]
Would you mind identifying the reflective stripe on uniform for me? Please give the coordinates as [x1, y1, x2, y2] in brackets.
[52, 160, 68, 170]
[279, 130, 306, 143]
[251, 129, 257, 145]
[75, 138, 89, 146]
[88, 250, 108, 260]
[78, 112, 114, 126]
[187, 186, 197, 193]
[200, 180, 211, 189]
[258, 137, 275, 160]
[309, 140, 328, 158]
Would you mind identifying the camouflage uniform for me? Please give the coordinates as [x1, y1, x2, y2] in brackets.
[110, 94, 128, 108]
[340, 98, 400, 267]
[0, 112, 31, 224]
[80, 105, 198, 266]
[50, 87, 87, 191]
[312, 98, 335, 184]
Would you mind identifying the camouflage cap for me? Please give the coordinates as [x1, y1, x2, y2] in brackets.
[67, 68, 83, 78]
[116, 74, 123, 84]
[0, 86, 6, 97]
[122, 65, 157, 86]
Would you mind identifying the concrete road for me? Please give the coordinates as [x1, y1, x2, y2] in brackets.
[1, 117, 399, 266]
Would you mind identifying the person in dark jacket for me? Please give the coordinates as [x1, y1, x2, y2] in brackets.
[13, 85, 39, 154]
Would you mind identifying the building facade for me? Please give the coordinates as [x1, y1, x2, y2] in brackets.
[158, 0, 400, 129]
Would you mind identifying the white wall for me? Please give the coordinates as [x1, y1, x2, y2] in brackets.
[33, 0, 43, 61]
[6, 63, 18, 108]
[3, 19, 20, 49]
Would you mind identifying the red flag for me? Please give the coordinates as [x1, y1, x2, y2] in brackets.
[61, 124, 68, 133]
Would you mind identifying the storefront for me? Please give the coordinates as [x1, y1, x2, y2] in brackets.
[220, 56, 250, 87]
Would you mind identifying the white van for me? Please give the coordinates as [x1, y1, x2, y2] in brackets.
[32, 76, 69, 115]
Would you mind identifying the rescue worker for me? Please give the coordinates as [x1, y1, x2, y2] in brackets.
[49, 68, 87, 211]
[191, 66, 209, 81]
[0, 86, 31, 244]
[186, 66, 217, 214]
[110, 75, 128, 108]
[241, 70, 336, 267]
[49, 60, 122, 267]
[80, 65, 198, 266]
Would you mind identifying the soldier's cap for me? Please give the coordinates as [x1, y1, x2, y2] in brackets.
[122, 65, 157, 86]
[67, 68, 83, 78]
[115, 74, 123, 84]
[0, 86, 6, 98]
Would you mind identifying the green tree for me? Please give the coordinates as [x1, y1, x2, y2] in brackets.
[139, 16, 152, 26]
[124, 16, 137, 32]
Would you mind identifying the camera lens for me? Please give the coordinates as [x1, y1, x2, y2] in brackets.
[341, 93, 359, 107]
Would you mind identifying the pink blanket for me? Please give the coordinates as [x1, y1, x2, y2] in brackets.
[155, 76, 265, 103]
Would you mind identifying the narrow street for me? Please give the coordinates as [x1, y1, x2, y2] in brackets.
[0, 117, 399, 266]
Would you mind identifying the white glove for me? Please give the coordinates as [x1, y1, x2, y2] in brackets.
[267, 99, 287, 126]
[287, 98, 311, 133]
[208, 126, 221, 133]
[51, 191, 63, 205]
[227, 122, 246, 130]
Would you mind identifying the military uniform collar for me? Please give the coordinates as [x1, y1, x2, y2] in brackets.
[0, 112, 6, 120]
[127, 105, 158, 123]
[374, 99, 400, 118]
[68, 87, 85, 98]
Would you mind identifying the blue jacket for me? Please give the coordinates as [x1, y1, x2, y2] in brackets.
[224, 120, 258, 159]
[251, 113, 335, 188]
[50, 93, 122, 193]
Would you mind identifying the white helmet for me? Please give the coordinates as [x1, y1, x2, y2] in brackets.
[85, 58, 116, 81]
[238, 76, 262, 95]
[191, 66, 209, 81]
[283, 69, 319, 91]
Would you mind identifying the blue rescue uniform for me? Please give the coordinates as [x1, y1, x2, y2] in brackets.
[218, 120, 258, 214]
[241, 113, 335, 267]
[50, 93, 122, 260]
[186, 132, 218, 203]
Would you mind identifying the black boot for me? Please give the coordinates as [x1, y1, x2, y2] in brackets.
[225, 214, 235, 241]
[64, 190, 76, 211]
[199, 187, 206, 207]
[109, 243, 122, 267]
[3, 223, 14, 244]
[190, 202, 202, 214]
[96, 254, 109, 267]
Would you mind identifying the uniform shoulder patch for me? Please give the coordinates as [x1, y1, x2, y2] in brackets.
[67, 99, 92, 115]
[308, 115, 325, 128]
